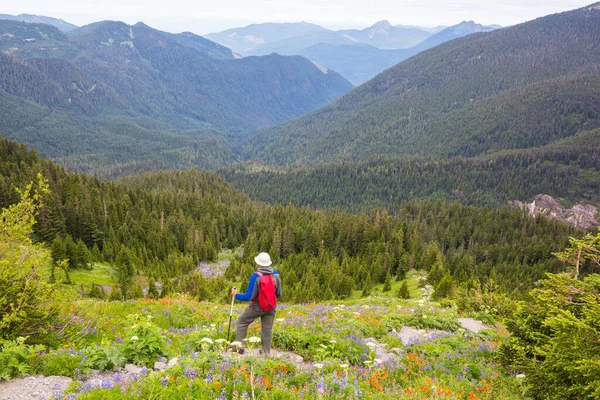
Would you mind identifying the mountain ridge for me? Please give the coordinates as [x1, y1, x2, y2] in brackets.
[0, 19, 353, 174]
[243, 4, 600, 165]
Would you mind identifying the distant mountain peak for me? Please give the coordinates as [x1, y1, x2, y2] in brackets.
[370, 20, 393, 30]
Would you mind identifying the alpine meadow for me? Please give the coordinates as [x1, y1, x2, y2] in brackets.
[1, 2, 600, 400]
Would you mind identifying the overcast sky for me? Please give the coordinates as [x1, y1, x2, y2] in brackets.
[2, 0, 594, 34]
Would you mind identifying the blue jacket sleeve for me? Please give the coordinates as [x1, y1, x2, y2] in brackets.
[235, 273, 258, 301]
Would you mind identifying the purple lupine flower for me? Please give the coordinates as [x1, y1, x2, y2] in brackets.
[184, 367, 198, 379]
[317, 377, 325, 394]
[160, 377, 168, 387]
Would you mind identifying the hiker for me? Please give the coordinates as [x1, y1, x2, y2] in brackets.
[231, 252, 282, 355]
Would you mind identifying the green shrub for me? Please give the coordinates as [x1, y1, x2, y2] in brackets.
[82, 338, 127, 370]
[499, 273, 600, 400]
[0, 337, 44, 380]
[122, 314, 166, 367]
[35, 351, 84, 378]
[456, 281, 517, 319]
[0, 177, 66, 342]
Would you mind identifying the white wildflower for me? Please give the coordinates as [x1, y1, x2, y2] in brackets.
[339, 364, 349, 369]
[374, 358, 383, 365]
[247, 336, 261, 343]
[131, 336, 139, 341]
[276, 318, 285, 322]
[329, 339, 337, 344]
[215, 339, 227, 344]
[516, 374, 526, 380]
[200, 337, 214, 344]
[313, 363, 324, 369]
[230, 341, 242, 347]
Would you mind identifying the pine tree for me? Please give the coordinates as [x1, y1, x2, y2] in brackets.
[433, 273, 454, 299]
[148, 278, 159, 299]
[383, 271, 392, 292]
[115, 248, 135, 300]
[397, 280, 410, 299]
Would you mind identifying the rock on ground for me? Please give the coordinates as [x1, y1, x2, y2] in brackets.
[0, 375, 73, 400]
[458, 318, 488, 333]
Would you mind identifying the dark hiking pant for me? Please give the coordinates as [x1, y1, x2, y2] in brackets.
[235, 305, 276, 355]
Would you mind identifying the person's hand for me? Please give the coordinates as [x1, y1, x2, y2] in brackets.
[231, 287, 238, 297]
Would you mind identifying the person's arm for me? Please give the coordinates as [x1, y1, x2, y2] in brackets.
[274, 270, 282, 299]
[235, 273, 258, 301]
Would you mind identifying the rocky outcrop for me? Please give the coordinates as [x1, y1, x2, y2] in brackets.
[509, 195, 599, 229]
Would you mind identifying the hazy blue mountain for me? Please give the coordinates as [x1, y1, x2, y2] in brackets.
[0, 13, 77, 31]
[205, 22, 328, 55]
[243, 4, 600, 165]
[208, 20, 497, 84]
[0, 19, 353, 174]
[207, 20, 437, 57]
[338, 20, 433, 49]
[298, 21, 500, 85]
[298, 43, 408, 85]
[409, 21, 498, 53]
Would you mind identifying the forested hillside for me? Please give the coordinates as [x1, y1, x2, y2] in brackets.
[0, 20, 352, 174]
[244, 4, 600, 165]
[223, 129, 600, 211]
[0, 135, 584, 303]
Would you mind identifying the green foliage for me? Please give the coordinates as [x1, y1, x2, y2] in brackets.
[455, 281, 517, 319]
[122, 314, 166, 367]
[82, 339, 127, 371]
[396, 280, 410, 299]
[0, 176, 64, 340]
[223, 128, 600, 211]
[35, 352, 84, 378]
[553, 232, 600, 279]
[499, 273, 600, 399]
[0, 337, 44, 380]
[433, 273, 454, 300]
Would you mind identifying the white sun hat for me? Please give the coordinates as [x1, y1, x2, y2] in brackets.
[254, 252, 272, 267]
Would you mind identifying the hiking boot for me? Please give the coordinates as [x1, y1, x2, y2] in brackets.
[228, 345, 244, 354]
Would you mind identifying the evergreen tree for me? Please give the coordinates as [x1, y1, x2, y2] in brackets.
[383, 271, 392, 292]
[115, 248, 135, 300]
[433, 273, 454, 299]
[397, 280, 410, 299]
[148, 278, 159, 299]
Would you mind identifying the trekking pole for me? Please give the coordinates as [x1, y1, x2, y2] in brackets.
[226, 287, 236, 342]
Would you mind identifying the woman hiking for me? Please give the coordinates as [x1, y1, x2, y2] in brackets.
[231, 252, 282, 355]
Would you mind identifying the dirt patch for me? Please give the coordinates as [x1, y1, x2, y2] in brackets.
[0, 375, 72, 400]
[458, 318, 488, 333]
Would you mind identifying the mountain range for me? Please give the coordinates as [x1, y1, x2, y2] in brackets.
[0, 13, 78, 32]
[0, 19, 352, 175]
[206, 20, 498, 84]
[244, 4, 600, 166]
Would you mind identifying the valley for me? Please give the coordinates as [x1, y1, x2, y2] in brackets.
[1, 3, 600, 400]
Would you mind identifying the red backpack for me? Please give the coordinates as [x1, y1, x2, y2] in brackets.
[256, 272, 277, 311]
